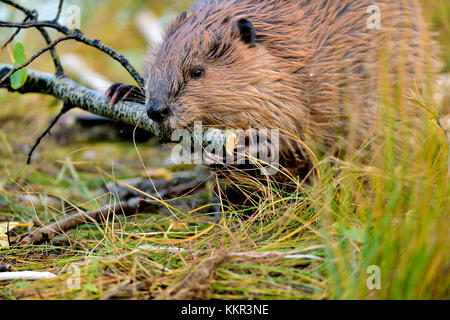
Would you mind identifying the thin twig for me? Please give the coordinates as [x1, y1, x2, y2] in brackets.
[54, 0, 64, 22]
[0, 35, 77, 86]
[0, 0, 64, 74]
[0, 19, 145, 88]
[27, 103, 73, 164]
[0, 20, 69, 32]
[1, 16, 29, 49]
[0, 0, 32, 15]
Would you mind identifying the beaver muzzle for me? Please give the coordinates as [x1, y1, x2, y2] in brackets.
[146, 97, 171, 122]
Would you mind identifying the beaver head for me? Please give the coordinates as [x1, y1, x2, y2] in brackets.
[144, 4, 298, 135]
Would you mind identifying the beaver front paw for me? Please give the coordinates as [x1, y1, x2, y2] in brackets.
[105, 82, 145, 107]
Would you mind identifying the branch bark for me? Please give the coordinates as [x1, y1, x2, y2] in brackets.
[0, 63, 161, 137]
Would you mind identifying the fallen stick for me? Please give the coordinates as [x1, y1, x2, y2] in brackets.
[0, 271, 56, 281]
[18, 197, 145, 246]
[18, 178, 208, 246]
[138, 245, 323, 261]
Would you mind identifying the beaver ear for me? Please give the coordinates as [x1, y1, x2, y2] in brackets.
[232, 18, 256, 47]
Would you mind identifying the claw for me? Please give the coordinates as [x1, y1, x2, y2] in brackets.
[111, 83, 129, 107]
[122, 87, 135, 101]
[105, 82, 121, 102]
[105, 82, 145, 107]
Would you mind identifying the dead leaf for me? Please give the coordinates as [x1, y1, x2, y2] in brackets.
[0, 222, 24, 249]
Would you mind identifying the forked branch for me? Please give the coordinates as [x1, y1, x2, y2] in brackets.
[1, 0, 64, 74]
[0, 15, 145, 88]
[0, 0, 149, 160]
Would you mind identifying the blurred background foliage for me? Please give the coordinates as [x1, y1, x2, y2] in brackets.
[1, 0, 448, 78]
[425, 0, 450, 72]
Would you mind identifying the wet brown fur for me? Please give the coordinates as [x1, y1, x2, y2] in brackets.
[145, 0, 439, 176]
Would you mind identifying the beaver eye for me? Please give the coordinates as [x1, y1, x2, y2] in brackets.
[192, 67, 205, 79]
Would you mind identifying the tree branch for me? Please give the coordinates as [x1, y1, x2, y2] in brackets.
[0, 19, 145, 88]
[0, 63, 233, 155]
[1, 0, 64, 74]
[0, 63, 160, 136]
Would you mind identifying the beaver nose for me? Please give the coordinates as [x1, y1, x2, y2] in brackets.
[146, 98, 170, 122]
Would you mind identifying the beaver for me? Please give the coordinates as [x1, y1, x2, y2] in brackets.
[106, 0, 439, 181]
